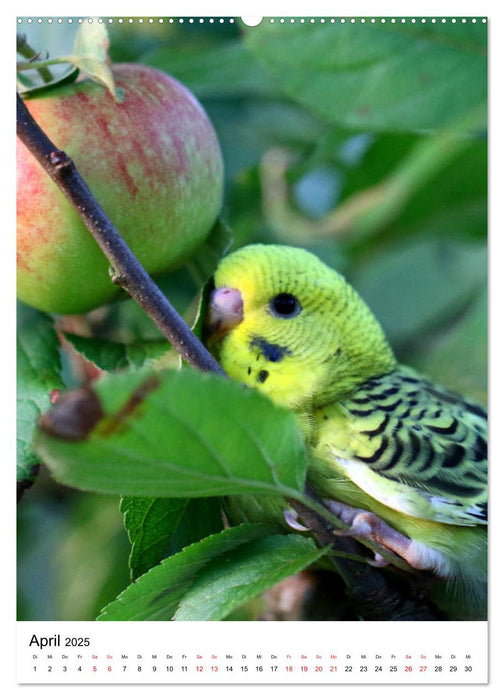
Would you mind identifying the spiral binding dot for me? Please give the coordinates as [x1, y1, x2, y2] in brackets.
[16, 17, 488, 25]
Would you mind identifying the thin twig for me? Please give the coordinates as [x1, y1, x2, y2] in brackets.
[16, 92, 225, 376]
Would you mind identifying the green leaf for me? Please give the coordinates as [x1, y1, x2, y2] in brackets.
[416, 287, 487, 403]
[259, 124, 486, 248]
[187, 218, 233, 289]
[143, 39, 276, 99]
[69, 20, 119, 100]
[121, 497, 188, 580]
[120, 496, 224, 580]
[327, 128, 484, 241]
[174, 533, 328, 621]
[98, 524, 326, 620]
[337, 133, 487, 243]
[352, 238, 486, 346]
[207, 99, 324, 182]
[34, 368, 307, 499]
[63, 333, 170, 372]
[244, 21, 486, 133]
[163, 498, 225, 558]
[390, 139, 487, 242]
[17, 304, 64, 482]
[17, 64, 80, 97]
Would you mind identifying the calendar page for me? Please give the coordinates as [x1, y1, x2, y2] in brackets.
[15, 6, 490, 689]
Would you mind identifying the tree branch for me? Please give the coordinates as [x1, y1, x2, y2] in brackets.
[16, 92, 225, 376]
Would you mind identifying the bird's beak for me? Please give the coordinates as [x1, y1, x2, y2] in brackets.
[205, 287, 244, 346]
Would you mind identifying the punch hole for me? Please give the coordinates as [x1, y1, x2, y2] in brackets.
[241, 17, 263, 26]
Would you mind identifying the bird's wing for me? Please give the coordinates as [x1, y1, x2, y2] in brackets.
[328, 367, 487, 526]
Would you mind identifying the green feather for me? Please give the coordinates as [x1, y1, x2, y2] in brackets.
[312, 366, 487, 526]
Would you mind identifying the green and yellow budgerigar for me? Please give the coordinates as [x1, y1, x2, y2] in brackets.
[204, 243, 487, 614]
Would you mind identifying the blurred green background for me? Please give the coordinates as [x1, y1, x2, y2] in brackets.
[17, 17, 486, 620]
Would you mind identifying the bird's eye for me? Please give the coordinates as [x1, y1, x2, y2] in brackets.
[269, 293, 302, 318]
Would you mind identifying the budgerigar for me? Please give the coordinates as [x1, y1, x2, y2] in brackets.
[204, 244, 487, 616]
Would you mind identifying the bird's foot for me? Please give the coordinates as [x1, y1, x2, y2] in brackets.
[323, 499, 446, 574]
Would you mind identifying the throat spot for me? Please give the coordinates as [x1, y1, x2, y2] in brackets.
[249, 335, 292, 363]
[257, 369, 269, 384]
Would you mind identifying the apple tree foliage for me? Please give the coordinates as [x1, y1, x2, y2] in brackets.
[17, 18, 487, 622]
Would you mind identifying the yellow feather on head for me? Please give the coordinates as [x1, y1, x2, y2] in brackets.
[205, 244, 396, 410]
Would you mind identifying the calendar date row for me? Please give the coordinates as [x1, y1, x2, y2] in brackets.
[32, 663, 475, 674]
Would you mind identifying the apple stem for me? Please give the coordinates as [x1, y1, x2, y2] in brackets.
[16, 92, 226, 376]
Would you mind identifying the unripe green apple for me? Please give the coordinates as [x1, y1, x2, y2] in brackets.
[17, 63, 224, 314]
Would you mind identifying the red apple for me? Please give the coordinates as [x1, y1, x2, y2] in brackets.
[17, 63, 224, 314]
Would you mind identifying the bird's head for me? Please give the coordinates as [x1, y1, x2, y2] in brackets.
[204, 244, 396, 410]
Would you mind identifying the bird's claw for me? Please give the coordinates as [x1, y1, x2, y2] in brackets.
[283, 508, 310, 532]
[365, 552, 390, 568]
